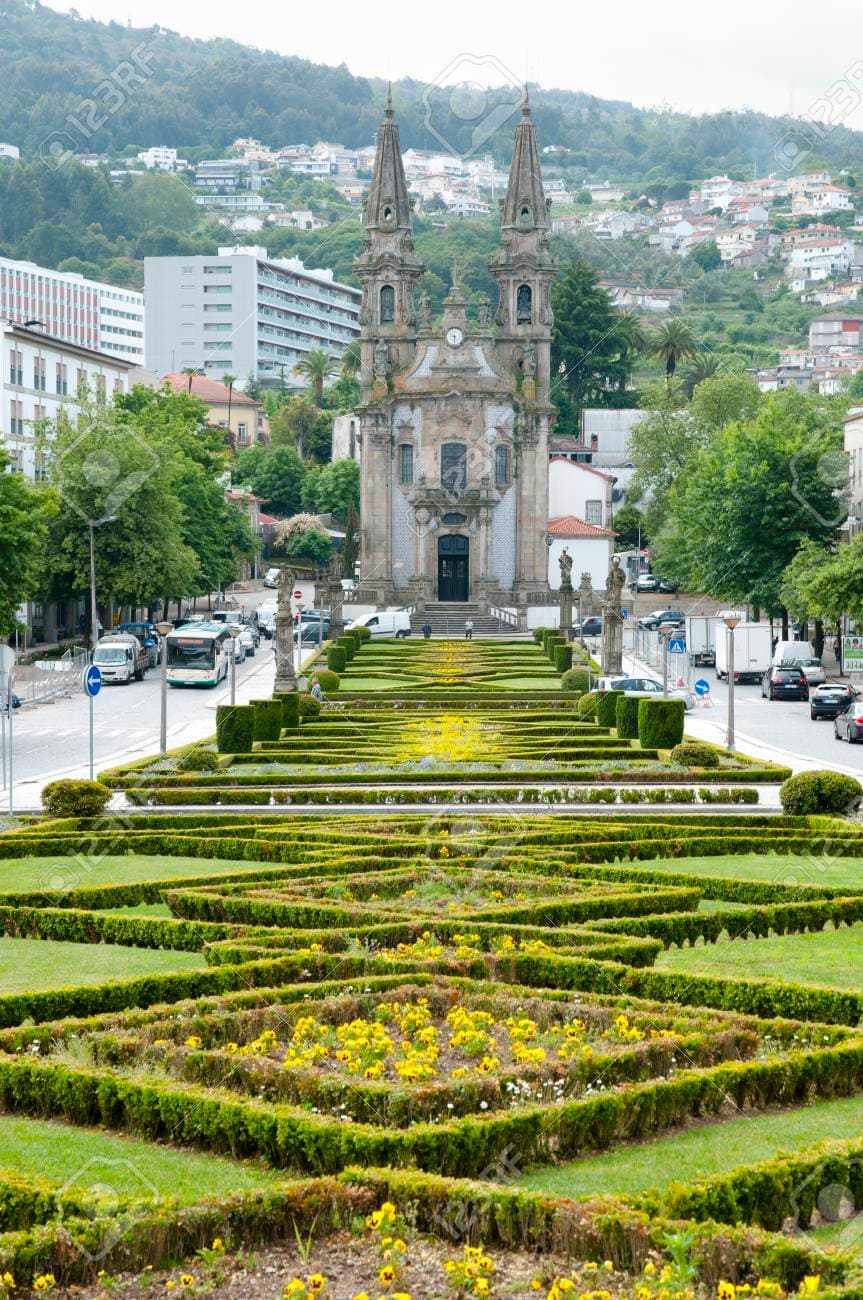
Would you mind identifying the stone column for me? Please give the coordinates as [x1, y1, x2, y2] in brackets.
[600, 555, 625, 675]
[274, 567, 298, 694]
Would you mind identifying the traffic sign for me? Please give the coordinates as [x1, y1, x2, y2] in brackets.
[294, 590, 303, 599]
[694, 678, 711, 697]
[668, 637, 686, 655]
[82, 664, 102, 697]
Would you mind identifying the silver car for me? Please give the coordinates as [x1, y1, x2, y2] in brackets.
[597, 675, 696, 712]
[793, 657, 826, 686]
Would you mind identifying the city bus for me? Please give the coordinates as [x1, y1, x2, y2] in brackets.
[165, 623, 231, 688]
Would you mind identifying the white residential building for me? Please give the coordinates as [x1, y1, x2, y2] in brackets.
[0, 144, 20, 162]
[699, 175, 738, 210]
[0, 257, 145, 365]
[789, 238, 854, 279]
[136, 146, 187, 172]
[0, 320, 134, 479]
[546, 515, 616, 593]
[809, 313, 863, 353]
[144, 245, 361, 388]
[233, 138, 275, 163]
[445, 194, 492, 218]
[792, 185, 854, 216]
[548, 456, 616, 529]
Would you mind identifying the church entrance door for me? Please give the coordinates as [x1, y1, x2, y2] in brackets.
[437, 534, 469, 601]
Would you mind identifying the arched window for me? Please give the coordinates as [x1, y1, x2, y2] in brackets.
[380, 284, 395, 323]
[516, 284, 532, 324]
[441, 442, 468, 494]
[495, 445, 509, 486]
[519, 204, 532, 225]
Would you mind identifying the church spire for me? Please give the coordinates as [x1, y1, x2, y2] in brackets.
[364, 90, 412, 238]
[501, 97, 548, 238]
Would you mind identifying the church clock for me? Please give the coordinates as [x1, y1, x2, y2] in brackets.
[445, 327, 464, 347]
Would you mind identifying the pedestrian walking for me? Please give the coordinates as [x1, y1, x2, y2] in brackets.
[464, 619, 474, 640]
[421, 622, 432, 639]
[310, 676, 324, 703]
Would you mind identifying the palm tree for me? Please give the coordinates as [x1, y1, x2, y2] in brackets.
[647, 317, 699, 384]
[615, 310, 649, 358]
[681, 352, 721, 397]
[293, 349, 339, 407]
[340, 340, 361, 381]
[181, 366, 198, 395]
[222, 373, 237, 433]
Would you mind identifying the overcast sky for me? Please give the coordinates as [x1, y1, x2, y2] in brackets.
[44, 0, 863, 124]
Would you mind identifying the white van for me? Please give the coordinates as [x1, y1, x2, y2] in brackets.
[772, 639, 814, 667]
[347, 610, 412, 639]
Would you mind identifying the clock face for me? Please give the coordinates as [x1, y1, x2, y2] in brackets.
[446, 327, 464, 347]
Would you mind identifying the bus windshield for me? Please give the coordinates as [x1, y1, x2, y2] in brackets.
[167, 637, 216, 669]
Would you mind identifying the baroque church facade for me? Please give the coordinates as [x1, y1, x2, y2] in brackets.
[356, 94, 557, 613]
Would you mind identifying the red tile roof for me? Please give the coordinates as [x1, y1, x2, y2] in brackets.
[547, 514, 617, 539]
[162, 373, 260, 406]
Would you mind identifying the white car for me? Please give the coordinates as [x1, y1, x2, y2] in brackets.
[795, 657, 826, 686]
[598, 674, 696, 712]
[263, 567, 281, 589]
[238, 625, 258, 658]
[230, 636, 246, 665]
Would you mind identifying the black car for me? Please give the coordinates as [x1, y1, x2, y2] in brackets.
[761, 665, 809, 701]
[658, 577, 680, 594]
[573, 616, 603, 637]
[835, 701, 863, 742]
[638, 609, 684, 631]
[811, 683, 857, 720]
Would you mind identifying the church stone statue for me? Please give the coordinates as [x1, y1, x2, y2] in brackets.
[558, 546, 573, 587]
[274, 566, 298, 693]
[373, 338, 390, 379]
[600, 555, 625, 674]
[477, 293, 492, 327]
[522, 342, 537, 378]
[417, 292, 431, 329]
[558, 546, 573, 641]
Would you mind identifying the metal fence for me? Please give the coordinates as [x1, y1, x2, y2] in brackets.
[13, 647, 90, 707]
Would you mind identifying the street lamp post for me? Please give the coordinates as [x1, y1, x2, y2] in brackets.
[228, 625, 243, 707]
[155, 621, 173, 755]
[723, 614, 741, 751]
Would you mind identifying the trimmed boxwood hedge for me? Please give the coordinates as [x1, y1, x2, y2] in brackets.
[314, 667, 341, 692]
[596, 690, 624, 728]
[561, 668, 591, 693]
[615, 695, 641, 740]
[327, 646, 346, 673]
[638, 698, 685, 748]
[336, 636, 355, 662]
[277, 691, 300, 730]
[672, 741, 720, 769]
[215, 704, 254, 754]
[251, 698, 282, 743]
[554, 643, 572, 673]
[780, 770, 863, 816]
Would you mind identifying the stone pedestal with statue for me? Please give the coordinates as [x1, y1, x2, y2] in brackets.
[558, 546, 574, 642]
[274, 566, 298, 694]
[600, 555, 626, 675]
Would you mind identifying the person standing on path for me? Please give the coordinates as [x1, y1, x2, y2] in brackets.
[464, 619, 474, 640]
[421, 622, 432, 639]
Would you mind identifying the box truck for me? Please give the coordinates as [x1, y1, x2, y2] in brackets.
[714, 622, 772, 684]
[685, 616, 716, 667]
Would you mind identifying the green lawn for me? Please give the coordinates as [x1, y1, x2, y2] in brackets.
[517, 1094, 863, 1198]
[0, 937, 204, 994]
[0, 1115, 279, 1202]
[0, 854, 270, 894]
[634, 852, 863, 892]
[656, 923, 863, 992]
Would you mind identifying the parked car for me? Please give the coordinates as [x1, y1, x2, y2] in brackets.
[229, 635, 246, 665]
[238, 625, 258, 658]
[635, 573, 660, 593]
[656, 613, 686, 631]
[256, 601, 276, 638]
[794, 656, 826, 686]
[761, 665, 809, 701]
[572, 616, 603, 637]
[811, 683, 857, 720]
[638, 609, 684, 631]
[596, 675, 696, 711]
[346, 610, 412, 639]
[263, 567, 281, 589]
[835, 700, 863, 743]
[92, 633, 149, 685]
[658, 577, 680, 593]
[295, 617, 331, 645]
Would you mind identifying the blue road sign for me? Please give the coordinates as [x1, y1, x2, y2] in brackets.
[694, 678, 711, 697]
[621, 608, 629, 620]
[668, 637, 686, 654]
[82, 664, 102, 697]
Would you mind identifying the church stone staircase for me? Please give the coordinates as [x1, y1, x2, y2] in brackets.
[409, 603, 518, 637]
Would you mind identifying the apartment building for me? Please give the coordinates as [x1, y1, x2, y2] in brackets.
[0, 320, 134, 478]
[144, 245, 361, 387]
[0, 257, 145, 365]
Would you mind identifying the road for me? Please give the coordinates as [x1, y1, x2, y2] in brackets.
[0, 583, 323, 812]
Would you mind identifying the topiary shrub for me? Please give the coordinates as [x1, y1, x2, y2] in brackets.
[615, 695, 641, 739]
[353, 625, 372, 643]
[561, 668, 591, 693]
[596, 689, 624, 728]
[175, 747, 220, 772]
[216, 704, 254, 754]
[638, 698, 685, 748]
[546, 635, 565, 662]
[299, 692, 322, 720]
[671, 741, 720, 769]
[577, 691, 599, 718]
[336, 636, 355, 662]
[42, 779, 111, 818]
[277, 691, 300, 730]
[780, 770, 863, 816]
[327, 646, 346, 674]
[251, 698, 283, 743]
[554, 644, 572, 673]
[533, 627, 552, 645]
[315, 667, 340, 692]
